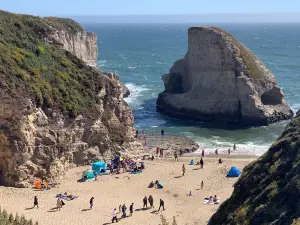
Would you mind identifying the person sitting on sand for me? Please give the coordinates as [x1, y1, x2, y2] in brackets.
[213, 195, 218, 202]
[219, 158, 223, 164]
[148, 181, 154, 188]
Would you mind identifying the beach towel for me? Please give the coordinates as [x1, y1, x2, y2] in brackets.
[203, 199, 220, 205]
[56, 194, 78, 201]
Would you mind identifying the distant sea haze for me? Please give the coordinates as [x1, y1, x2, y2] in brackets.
[81, 23, 300, 156]
[73, 13, 300, 24]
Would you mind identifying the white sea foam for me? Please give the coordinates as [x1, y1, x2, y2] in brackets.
[128, 66, 136, 69]
[124, 83, 150, 106]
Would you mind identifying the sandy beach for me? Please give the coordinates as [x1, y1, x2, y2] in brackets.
[0, 155, 257, 225]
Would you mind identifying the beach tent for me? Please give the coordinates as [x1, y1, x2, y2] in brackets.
[34, 179, 48, 189]
[189, 159, 195, 165]
[82, 169, 95, 181]
[92, 162, 106, 174]
[227, 167, 241, 177]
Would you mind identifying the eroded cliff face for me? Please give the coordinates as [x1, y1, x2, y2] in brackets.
[157, 26, 293, 127]
[0, 11, 136, 187]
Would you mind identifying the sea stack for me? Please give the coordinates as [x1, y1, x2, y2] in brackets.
[156, 26, 293, 127]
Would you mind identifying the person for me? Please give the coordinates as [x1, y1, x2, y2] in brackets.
[201, 181, 204, 189]
[179, 149, 183, 157]
[119, 205, 122, 213]
[90, 197, 94, 209]
[93, 170, 97, 181]
[213, 195, 218, 202]
[148, 181, 154, 188]
[33, 196, 38, 209]
[208, 196, 214, 204]
[112, 208, 118, 223]
[129, 203, 134, 216]
[233, 143, 236, 151]
[41, 179, 44, 190]
[174, 151, 178, 161]
[219, 158, 223, 164]
[158, 199, 165, 211]
[144, 137, 147, 146]
[201, 149, 205, 158]
[109, 164, 114, 175]
[136, 129, 139, 138]
[215, 149, 218, 156]
[156, 146, 160, 156]
[182, 164, 186, 176]
[143, 196, 148, 208]
[161, 148, 164, 158]
[121, 204, 127, 218]
[155, 180, 159, 188]
[57, 198, 62, 211]
[200, 157, 204, 169]
[151, 155, 155, 161]
[188, 191, 192, 196]
[148, 195, 154, 208]
[228, 148, 231, 155]
[161, 129, 164, 136]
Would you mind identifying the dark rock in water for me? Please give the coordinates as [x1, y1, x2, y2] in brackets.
[209, 110, 300, 225]
[156, 26, 293, 127]
[102, 72, 130, 98]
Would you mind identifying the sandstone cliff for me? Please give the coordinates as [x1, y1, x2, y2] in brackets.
[209, 110, 300, 225]
[0, 11, 135, 187]
[157, 27, 293, 127]
[103, 72, 130, 98]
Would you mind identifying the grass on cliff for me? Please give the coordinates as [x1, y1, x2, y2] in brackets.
[209, 110, 300, 225]
[0, 206, 38, 225]
[0, 10, 115, 118]
[211, 26, 266, 79]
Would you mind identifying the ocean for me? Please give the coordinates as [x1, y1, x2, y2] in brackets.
[82, 23, 300, 156]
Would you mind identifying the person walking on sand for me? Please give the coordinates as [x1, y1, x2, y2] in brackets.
[121, 204, 127, 218]
[112, 208, 118, 223]
[158, 199, 165, 211]
[174, 151, 178, 161]
[33, 196, 38, 209]
[143, 196, 148, 208]
[200, 157, 204, 169]
[182, 164, 186, 176]
[201, 181, 204, 189]
[201, 149, 205, 158]
[90, 197, 94, 209]
[215, 149, 218, 156]
[228, 148, 231, 155]
[148, 195, 154, 208]
[56, 198, 62, 211]
[129, 203, 134, 216]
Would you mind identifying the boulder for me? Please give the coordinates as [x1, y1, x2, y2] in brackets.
[156, 26, 293, 127]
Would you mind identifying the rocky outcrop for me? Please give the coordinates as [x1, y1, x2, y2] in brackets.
[209, 110, 300, 225]
[103, 72, 130, 98]
[44, 18, 98, 67]
[157, 26, 293, 127]
[0, 11, 135, 187]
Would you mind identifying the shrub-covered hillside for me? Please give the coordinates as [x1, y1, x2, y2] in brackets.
[209, 111, 300, 225]
[0, 10, 117, 118]
[0, 206, 38, 225]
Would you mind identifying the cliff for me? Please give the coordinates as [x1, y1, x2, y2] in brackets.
[0, 10, 135, 187]
[157, 26, 293, 127]
[209, 110, 300, 225]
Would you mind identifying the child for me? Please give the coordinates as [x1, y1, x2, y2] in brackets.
[182, 164, 186, 176]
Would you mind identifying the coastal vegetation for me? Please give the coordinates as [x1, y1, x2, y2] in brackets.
[0, 206, 38, 225]
[210, 110, 300, 225]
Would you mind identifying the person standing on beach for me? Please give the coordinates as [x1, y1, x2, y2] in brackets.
[56, 198, 62, 211]
[158, 199, 165, 211]
[148, 195, 154, 208]
[179, 149, 183, 157]
[200, 157, 204, 169]
[201, 181, 204, 189]
[202, 149, 205, 158]
[33, 196, 38, 209]
[144, 137, 147, 146]
[121, 204, 127, 218]
[174, 151, 178, 161]
[129, 203, 134, 216]
[215, 149, 218, 156]
[161, 129, 164, 136]
[90, 197, 94, 209]
[182, 164, 186, 176]
[136, 129, 139, 138]
[112, 208, 118, 223]
[156, 146, 160, 156]
[143, 196, 148, 208]
[233, 143, 236, 151]
[228, 148, 231, 155]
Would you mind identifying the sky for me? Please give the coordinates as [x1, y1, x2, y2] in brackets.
[1, 0, 300, 16]
[1, 0, 300, 23]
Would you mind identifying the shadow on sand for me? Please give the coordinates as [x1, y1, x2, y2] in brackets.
[81, 208, 91, 212]
[174, 176, 182, 179]
[25, 207, 35, 210]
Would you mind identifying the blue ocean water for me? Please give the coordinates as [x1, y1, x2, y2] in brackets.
[83, 23, 300, 155]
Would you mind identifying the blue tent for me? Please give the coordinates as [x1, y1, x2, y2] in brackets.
[227, 166, 241, 177]
[92, 162, 106, 174]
